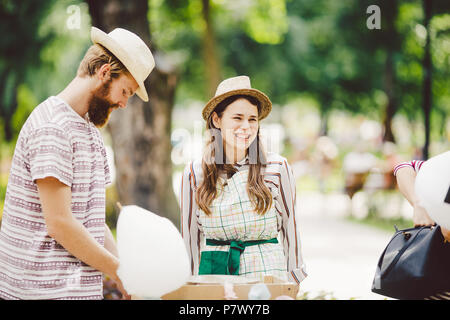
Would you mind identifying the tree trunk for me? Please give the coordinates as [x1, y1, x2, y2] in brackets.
[421, 0, 432, 160]
[86, 0, 180, 227]
[383, 50, 396, 143]
[382, 0, 398, 143]
[201, 0, 221, 97]
[319, 106, 329, 137]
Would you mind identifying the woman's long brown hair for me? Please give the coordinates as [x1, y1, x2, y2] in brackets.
[196, 95, 273, 216]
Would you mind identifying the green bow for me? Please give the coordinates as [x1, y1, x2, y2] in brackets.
[205, 238, 278, 275]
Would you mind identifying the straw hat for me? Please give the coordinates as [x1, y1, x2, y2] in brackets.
[91, 27, 155, 102]
[202, 76, 272, 121]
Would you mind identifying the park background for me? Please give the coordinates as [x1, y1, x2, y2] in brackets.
[0, 0, 449, 299]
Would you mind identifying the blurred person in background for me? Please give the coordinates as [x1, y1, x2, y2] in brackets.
[311, 135, 338, 193]
[381, 142, 400, 190]
[343, 143, 378, 198]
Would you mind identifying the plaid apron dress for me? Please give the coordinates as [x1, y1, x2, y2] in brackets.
[198, 169, 288, 281]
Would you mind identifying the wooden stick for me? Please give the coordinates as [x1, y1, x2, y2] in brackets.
[116, 202, 123, 211]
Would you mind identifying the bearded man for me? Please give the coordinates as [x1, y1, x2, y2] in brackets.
[0, 27, 154, 300]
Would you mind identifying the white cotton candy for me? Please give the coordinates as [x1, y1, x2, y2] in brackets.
[223, 281, 238, 300]
[415, 151, 450, 229]
[248, 283, 271, 300]
[116, 205, 190, 298]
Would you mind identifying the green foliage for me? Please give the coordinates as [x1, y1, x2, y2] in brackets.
[0, 0, 55, 70]
[105, 185, 120, 231]
[0, 0, 448, 145]
[11, 84, 38, 137]
[0, 172, 7, 223]
[237, 0, 289, 45]
[0, 0, 91, 143]
[0, 0, 57, 140]
[150, 0, 449, 144]
[348, 212, 413, 233]
[31, 0, 91, 99]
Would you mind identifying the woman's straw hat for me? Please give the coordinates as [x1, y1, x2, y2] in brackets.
[91, 27, 155, 102]
[202, 76, 272, 121]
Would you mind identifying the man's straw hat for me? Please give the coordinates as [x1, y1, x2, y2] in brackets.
[91, 27, 155, 102]
[202, 76, 272, 121]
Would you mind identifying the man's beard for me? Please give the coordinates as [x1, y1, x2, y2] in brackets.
[87, 80, 119, 128]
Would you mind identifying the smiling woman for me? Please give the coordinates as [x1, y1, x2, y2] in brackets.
[199, 93, 271, 217]
[180, 76, 307, 285]
[211, 95, 260, 163]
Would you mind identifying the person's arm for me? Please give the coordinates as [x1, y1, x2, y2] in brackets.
[395, 164, 435, 227]
[180, 162, 201, 276]
[36, 177, 129, 298]
[103, 222, 130, 298]
[104, 223, 118, 258]
[396, 163, 450, 241]
[442, 228, 450, 242]
[278, 158, 307, 285]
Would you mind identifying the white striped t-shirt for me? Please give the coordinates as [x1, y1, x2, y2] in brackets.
[0, 96, 111, 300]
[393, 160, 425, 176]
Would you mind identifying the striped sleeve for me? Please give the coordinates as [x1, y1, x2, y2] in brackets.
[180, 162, 201, 276]
[101, 142, 112, 186]
[27, 124, 73, 186]
[278, 158, 307, 284]
[393, 160, 425, 176]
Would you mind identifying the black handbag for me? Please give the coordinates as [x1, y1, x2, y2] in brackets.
[371, 225, 450, 300]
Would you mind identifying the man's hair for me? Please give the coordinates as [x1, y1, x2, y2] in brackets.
[77, 44, 130, 78]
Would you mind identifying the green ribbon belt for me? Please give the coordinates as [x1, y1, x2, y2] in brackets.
[199, 238, 278, 276]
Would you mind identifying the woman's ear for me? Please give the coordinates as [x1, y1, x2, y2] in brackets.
[212, 112, 221, 129]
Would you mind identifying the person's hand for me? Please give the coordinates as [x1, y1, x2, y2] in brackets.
[412, 203, 435, 227]
[441, 227, 450, 242]
[113, 274, 131, 300]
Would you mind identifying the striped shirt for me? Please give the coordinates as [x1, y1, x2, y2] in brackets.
[0, 96, 111, 300]
[393, 159, 450, 300]
[393, 160, 424, 176]
[180, 152, 307, 284]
